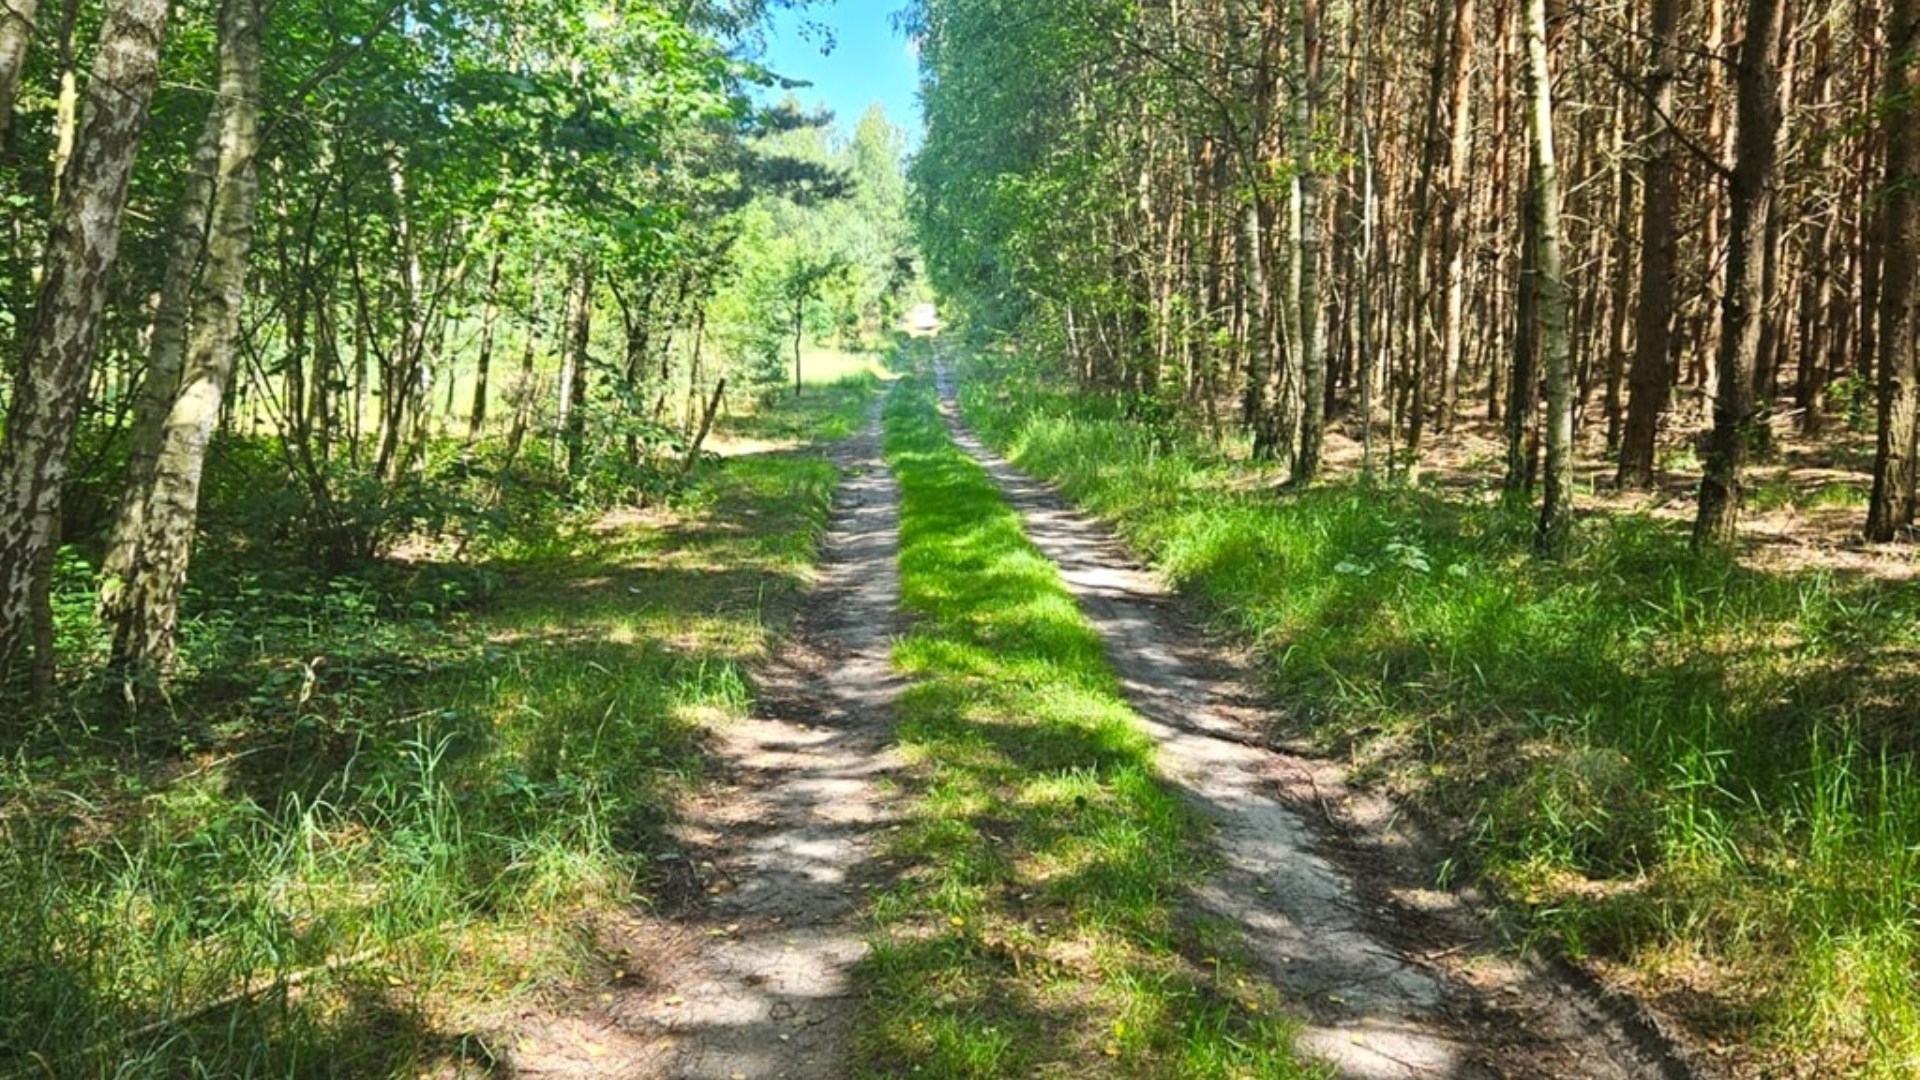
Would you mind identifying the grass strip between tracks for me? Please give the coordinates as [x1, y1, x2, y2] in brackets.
[852, 372, 1317, 1079]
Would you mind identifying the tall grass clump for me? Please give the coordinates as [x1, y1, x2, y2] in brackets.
[959, 359, 1920, 1078]
[853, 370, 1316, 1080]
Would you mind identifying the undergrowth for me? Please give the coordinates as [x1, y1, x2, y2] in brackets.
[0, 376, 876, 1077]
[958, 357, 1920, 1079]
[854, 370, 1315, 1079]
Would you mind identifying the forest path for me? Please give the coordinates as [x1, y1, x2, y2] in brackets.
[509, 402, 904, 1080]
[932, 367, 1693, 1080]
[648, 400, 905, 1080]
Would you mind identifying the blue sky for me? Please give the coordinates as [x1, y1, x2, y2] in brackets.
[756, 0, 924, 145]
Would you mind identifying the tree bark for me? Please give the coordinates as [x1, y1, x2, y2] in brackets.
[1523, 0, 1574, 555]
[1867, 0, 1920, 540]
[97, 90, 223, 628]
[1290, 0, 1326, 483]
[0, 0, 172, 691]
[1617, 0, 1684, 490]
[1693, 0, 1784, 550]
[1436, 0, 1476, 433]
[468, 247, 505, 444]
[0, 0, 38, 144]
[563, 256, 595, 477]
[101, 0, 261, 687]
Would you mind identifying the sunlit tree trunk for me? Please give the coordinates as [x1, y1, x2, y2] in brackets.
[96, 91, 224, 631]
[1523, 0, 1573, 554]
[101, 0, 261, 688]
[1435, 0, 1475, 433]
[0, 0, 38, 143]
[1291, 0, 1326, 483]
[0, 0, 172, 692]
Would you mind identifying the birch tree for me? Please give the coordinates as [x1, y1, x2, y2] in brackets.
[1523, 0, 1574, 554]
[98, 0, 261, 688]
[0, 0, 172, 692]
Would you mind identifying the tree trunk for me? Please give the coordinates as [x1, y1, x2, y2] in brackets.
[101, 0, 260, 689]
[0, 0, 38, 144]
[1291, 0, 1326, 483]
[468, 247, 504, 444]
[0, 0, 172, 691]
[1693, 0, 1784, 550]
[1617, 0, 1684, 490]
[1436, 0, 1476, 433]
[563, 256, 595, 477]
[1867, 0, 1920, 540]
[96, 82, 223, 631]
[1523, 0, 1574, 554]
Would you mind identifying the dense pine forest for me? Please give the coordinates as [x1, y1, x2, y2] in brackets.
[910, 0, 1920, 1076]
[912, 0, 1919, 552]
[3, 0, 1919, 1077]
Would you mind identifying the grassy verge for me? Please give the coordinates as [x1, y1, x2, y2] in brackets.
[958, 359, 1920, 1078]
[853, 371, 1314, 1080]
[0, 378, 876, 1078]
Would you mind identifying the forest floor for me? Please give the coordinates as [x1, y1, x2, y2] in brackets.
[1318, 409, 1916, 583]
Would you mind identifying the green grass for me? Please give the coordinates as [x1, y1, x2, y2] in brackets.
[1745, 474, 1870, 513]
[798, 345, 894, 387]
[957, 361, 1920, 1078]
[852, 369, 1315, 1080]
[0, 390, 868, 1077]
[718, 369, 888, 446]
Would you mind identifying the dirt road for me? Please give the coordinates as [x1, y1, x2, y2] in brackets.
[571, 376, 1699, 1080]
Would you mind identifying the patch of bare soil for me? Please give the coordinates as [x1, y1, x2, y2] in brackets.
[939, 368, 1703, 1080]
[500, 404, 904, 1080]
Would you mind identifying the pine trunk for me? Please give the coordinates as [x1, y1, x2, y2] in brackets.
[1617, 0, 1684, 490]
[1436, 0, 1476, 432]
[1694, 0, 1784, 550]
[1867, 0, 1920, 540]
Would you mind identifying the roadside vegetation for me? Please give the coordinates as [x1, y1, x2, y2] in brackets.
[0, 375, 878, 1078]
[958, 357, 1920, 1078]
[855, 367, 1316, 1080]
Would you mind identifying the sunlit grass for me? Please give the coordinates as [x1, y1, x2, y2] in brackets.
[960, 360, 1920, 1079]
[717, 368, 890, 448]
[0, 392, 862, 1077]
[800, 344, 893, 386]
[852, 368, 1315, 1079]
